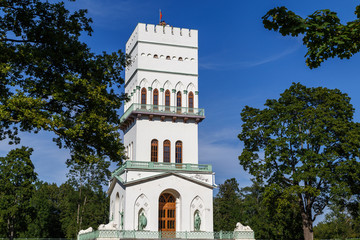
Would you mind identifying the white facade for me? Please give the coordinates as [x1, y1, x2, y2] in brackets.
[108, 23, 215, 233]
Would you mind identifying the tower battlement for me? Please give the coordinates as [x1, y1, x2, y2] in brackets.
[126, 23, 198, 53]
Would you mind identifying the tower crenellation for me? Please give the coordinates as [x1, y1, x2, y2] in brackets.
[126, 23, 198, 53]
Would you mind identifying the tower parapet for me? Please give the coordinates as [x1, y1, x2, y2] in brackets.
[126, 23, 198, 54]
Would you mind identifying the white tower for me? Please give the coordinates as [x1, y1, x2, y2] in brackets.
[108, 23, 215, 235]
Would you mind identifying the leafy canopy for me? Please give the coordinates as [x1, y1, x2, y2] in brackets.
[263, 5, 360, 69]
[238, 83, 360, 239]
[0, 147, 37, 239]
[0, 0, 127, 165]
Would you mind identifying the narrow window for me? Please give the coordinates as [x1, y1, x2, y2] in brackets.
[165, 90, 170, 111]
[177, 91, 182, 107]
[175, 141, 182, 163]
[141, 88, 147, 106]
[166, 56, 171, 60]
[189, 91, 194, 113]
[178, 57, 183, 61]
[153, 89, 159, 110]
[163, 140, 171, 162]
[177, 91, 182, 113]
[151, 139, 158, 162]
[154, 54, 158, 59]
[153, 89, 159, 105]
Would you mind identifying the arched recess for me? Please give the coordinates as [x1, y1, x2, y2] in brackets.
[151, 80, 160, 106]
[159, 189, 181, 232]
[114, 193, 120, 227]
[186, 83, 196, 108]
[134, 194, 150, 231]
[175, 81, 184, 107]
[139, 78, 149, 104]
[163, 81, 172, 107]
[190, 196, 205, 231]
[151, 79, 160, 89]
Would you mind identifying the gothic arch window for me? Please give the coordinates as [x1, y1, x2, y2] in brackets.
[188, 91, 194, 108]
[153, 89, 159, 106]
[141, 88, 147, 105]
[163, 140, 171, 163]
[175, 141, 182, 163]
[177, 91, 182, 107]
[165, 90, 171, 110]
[151, 139, 158, 162]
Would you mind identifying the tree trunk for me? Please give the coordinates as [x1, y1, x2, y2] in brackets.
[299, 196, 314, 240]
[303, 223, 313, 240]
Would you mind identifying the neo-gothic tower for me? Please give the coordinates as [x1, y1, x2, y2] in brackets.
[108, 23, 215, 235]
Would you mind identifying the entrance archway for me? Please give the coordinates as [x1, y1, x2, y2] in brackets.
[158, 193, 176, 232]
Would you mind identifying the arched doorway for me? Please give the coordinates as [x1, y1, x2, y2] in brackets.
[159, 193, 176, 232]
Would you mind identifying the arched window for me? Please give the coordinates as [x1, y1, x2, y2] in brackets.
[151, 139, 158, 162]
[177, 91, 182, 107]
[163, 140, 171, 162]
[175, 141, 182, 163]
[177, 91, 182, 113]
[178, 57, 183, 61]
[166, 56, 171, 60]
[165, 90, 170, 111]
[153, 89, 159, 106]
[153, 54, 158, 59]
[188, 91, 194, 113]
[141, 88, 147, 105]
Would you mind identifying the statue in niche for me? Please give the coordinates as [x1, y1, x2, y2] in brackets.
[120, 211, 124, 229]
[138, 211, 147, 230]
[194, 211, 201, 231]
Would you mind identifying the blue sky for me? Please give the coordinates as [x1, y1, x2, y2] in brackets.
[1, 0, 360, 220]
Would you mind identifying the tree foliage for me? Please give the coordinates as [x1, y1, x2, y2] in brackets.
[214, 178, 303, 240]
[238, 83, 360, 240]
[213, 178, 242, 231]
[0, 147, 37, 240]
[0, 0, 126, 165]
[263, 5, 360, 69]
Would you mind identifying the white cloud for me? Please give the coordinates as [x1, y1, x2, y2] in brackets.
[198, 127, 252, 189]
[199, 43, 301, 71]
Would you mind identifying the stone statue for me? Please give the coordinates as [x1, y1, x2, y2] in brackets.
[120, 211, 124, 229]
[139, 212, 147, 230]
[234, 222, 252, 231]
[79, 227, 93, 235]
[194, 211, 201, 231]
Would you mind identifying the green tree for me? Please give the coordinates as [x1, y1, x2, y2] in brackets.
[0, 147, 37, 240]
[238, 83, 360, 240]
[213, 178, 242, 231]
[65, 156, 111, 235]
[314, 205, 359, 239]
[262, 4, 360, 69]
[0, 0, 126, 165]
[58, 183, 108, 238]
[23, 181, 64, 238]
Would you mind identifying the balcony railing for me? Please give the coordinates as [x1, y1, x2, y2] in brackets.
[78, 230, 255, 240]
[112, 161, 212, 177]
[120, 103, 205, 123]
